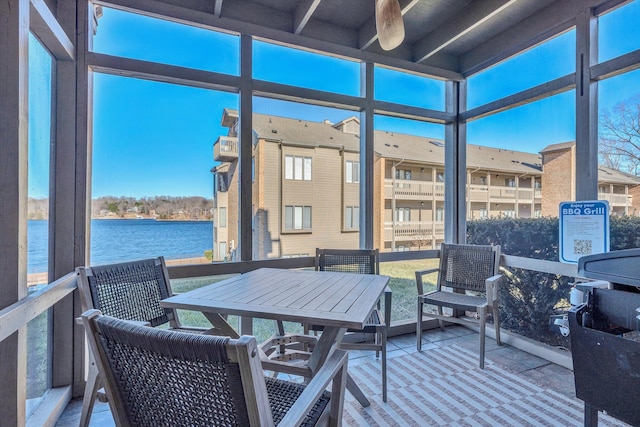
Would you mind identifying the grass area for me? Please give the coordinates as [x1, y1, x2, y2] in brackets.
[381, 258, 438, 322]
[170, 259, 439, 341]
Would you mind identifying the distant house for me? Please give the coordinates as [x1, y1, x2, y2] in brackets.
[211, 109, 640, 261]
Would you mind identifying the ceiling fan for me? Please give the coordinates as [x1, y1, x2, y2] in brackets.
[375, 0, 405, 51]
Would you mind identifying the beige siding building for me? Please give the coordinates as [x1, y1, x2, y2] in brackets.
[212, 110, 640, 261]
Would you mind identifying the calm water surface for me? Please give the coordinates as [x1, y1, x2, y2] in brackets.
[28, 219, 213, 273]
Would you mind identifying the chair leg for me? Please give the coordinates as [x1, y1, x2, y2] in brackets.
[437, 306, 445, 332]
[416, 299, 423, 351]
[478, 306, 487, 369]
[493, 305, 501, 346]
[79, 361, 101, 427]
[381, 329, 387, 403]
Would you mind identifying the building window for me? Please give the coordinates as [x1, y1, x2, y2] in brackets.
[396, 169, 411, 180]
[285, 206, 312, 230]
[436, 171, 444, 182]
[479, 176, 487, 185]
[345, 206, 359, 229]
[506, 178, 516, 187]
[479, 208, 487, 219]
[395, 207, 410, 222]
[220, 241, 227, 260]
[217, 172, 228, 192]
[285, 155, 312, 180]
[346, 160, 360, 183]
[534, 209, 542, 218]
[219, 207, 227, 227]
[504, 209, 515, 218]
[435, 207, 444, 222]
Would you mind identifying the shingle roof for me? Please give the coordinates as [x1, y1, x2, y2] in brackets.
[245, 112, 640, 185]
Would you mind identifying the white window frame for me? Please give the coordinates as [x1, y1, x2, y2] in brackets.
[345, 206, 359, 229]
[285, 155, 312, 181]
[219, 207, 227, 227]
[285, 205, 312, 230]
[395, 207, 410, 222]
[346, 160, 360, 183]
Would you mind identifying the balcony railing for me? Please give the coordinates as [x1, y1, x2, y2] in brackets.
[387, 180, 538, 204]
[383, 220, 445, 241]
[598, 192, 632, 206]
[383, 178, 442, 199]
[213, 136, 238, 162]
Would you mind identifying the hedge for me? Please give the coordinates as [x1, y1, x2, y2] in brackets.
[467, 216, 640, 347]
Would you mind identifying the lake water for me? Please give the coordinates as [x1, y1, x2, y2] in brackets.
[28, 219, 213, 273]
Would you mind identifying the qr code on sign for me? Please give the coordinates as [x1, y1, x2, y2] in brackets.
[574, 239, 592, 255]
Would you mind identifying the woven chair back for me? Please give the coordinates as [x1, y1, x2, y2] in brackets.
[84, 258, 174, 327]
[439, 244, 500, 293]
[316, 248, 379, 275]
[90, 314, 253, 426]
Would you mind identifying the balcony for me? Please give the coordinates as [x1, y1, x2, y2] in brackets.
[384, 220, 444, 241]
[213, 136, 238, 162]
[384, 179, 444, 200]
[387, 180, 538, 205]
[12, 251, 631, 427]
[57, 324, 597, 426]
[598, 192, 632, 207]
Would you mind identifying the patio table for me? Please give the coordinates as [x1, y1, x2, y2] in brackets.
[161, 267, 389, 407]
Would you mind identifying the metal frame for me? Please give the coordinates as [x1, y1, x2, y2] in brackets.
[1, 0, 638, 424]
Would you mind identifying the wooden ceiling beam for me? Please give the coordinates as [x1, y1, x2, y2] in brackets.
[413, 0, 519, 64]
[294, 0, 321, 34]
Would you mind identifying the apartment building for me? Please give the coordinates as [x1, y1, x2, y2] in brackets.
[212, 109, 640, 260]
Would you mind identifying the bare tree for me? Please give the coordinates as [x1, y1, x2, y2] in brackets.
[599, 95, 640, 176]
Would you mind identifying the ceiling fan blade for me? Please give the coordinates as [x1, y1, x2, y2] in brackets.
[375, 0, 405, 51]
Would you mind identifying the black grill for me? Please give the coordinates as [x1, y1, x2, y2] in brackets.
[569, 248, 640, 427]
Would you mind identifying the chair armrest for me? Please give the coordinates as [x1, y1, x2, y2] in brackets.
[277, 349, 349, 427]
[75, 317, 150, 327]
[415, 268, 439, 295]
[485, 274, 503, 304]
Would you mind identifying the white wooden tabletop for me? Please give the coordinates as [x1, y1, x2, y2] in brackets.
[161, 267, 390, 330]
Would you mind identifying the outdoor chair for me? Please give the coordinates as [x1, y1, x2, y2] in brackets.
[310, 248, 391, 402]
[76, 257, 214, 427]
[81, 309, 349, 427]
[416, 243, 502, 369]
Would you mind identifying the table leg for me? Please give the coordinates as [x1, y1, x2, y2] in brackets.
[239, 316, 253, 335]
[308, 327, 370, 407]
[203, 312, 240, 338]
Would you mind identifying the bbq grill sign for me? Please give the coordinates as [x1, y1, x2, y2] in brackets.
[559, 200, 609, 264]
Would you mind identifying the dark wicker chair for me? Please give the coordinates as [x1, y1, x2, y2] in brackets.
[81, 309, 349, 427]
[76, 257, 212, 427]
[416, 243, 503, 369]
[312, 248, 391, 402]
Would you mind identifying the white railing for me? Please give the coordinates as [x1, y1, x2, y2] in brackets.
[598, 192, 631, 206]
[214, 136, 238, 160]
[383, 221, 445, 241]
[383, 179, 437, 199]
[386, 180, 536, 203]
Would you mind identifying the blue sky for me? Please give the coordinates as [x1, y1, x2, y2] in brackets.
[30, 2, 640, 199]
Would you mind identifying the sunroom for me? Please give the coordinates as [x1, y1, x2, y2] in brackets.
[3, 0, 640, 425]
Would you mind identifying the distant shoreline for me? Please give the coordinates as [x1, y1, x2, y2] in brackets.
[91, 217, 212, 221]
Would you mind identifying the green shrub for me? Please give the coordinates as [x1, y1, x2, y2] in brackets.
[468, 215, 640, 347]
[467, 217, 571, 346]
